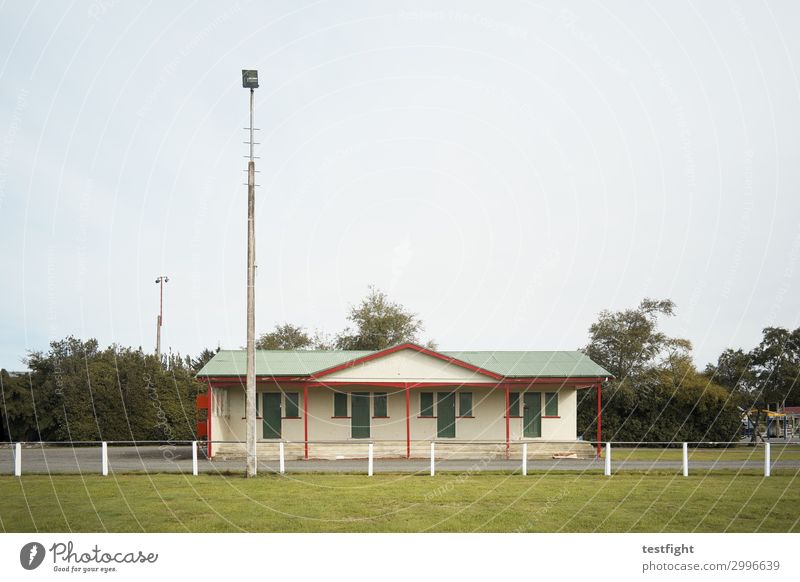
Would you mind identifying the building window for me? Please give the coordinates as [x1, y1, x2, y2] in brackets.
[373, 392, 388, 417]
[285, 392, 300, 418]
[420, 392, 434, 417]
[333, 392, 348, 417]
[213, 388, 228, 417]
[508, 392, 520, 417]
[458, 392, 473, 417]
[544, 392, 558, 416]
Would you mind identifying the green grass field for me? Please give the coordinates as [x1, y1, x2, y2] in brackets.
[2, 472, 798, 533]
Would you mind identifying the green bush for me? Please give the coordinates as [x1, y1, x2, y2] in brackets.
[1, 337, 204, 443]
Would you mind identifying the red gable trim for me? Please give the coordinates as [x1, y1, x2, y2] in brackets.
[203, 375, 608, 386]
[202, 377, 607, 388]
[310, 342, 504, 380]
[200, 375, 609, 387]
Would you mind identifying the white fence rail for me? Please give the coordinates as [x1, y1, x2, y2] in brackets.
[2, 440, 794, 477]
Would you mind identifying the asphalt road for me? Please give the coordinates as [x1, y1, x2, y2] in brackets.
[1, 445, 799, 475]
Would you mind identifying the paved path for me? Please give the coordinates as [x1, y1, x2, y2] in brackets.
[1, 446, 799, 475]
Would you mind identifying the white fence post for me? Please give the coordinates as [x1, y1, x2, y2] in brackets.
[430, 442, 435, 476]
[14, 443, 21, 477]
[279, 441, 285, 475]
[192, 441, 198, 476]
[522, 443, 528, 476]
[101, 442, 108, 476]
[764, 442, 771, 477]
[682, 442, 689, 477]
[604, 442, 612, 476]
[368, 443, 374, 477]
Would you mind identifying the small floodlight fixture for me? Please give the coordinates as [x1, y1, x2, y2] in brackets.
[242, 70, 259, 89]
[153, 275, 169, 359]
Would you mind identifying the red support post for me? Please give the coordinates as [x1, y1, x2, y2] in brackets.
[206, 380, 213, 458]
[505, 383, 510, 456]
[303, 383, 309, 460]
[405, 383, 411, 459]
[596, 382, 602, 459]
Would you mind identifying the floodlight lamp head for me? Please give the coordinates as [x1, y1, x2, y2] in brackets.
[242, 69, 259, 89]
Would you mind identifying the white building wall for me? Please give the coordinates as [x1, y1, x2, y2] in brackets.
[212, 383, 578, 447]
[209, 386, 236, 456]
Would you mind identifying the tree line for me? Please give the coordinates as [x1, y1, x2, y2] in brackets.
[576, 299, 799, 443]
[0, 338, 212, 443]
[1, 289, 797, 443]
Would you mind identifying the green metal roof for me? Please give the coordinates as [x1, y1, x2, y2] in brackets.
[441, 351, 610, 378]
[196, 350, 374, 377]
[196, 346, 611, 379]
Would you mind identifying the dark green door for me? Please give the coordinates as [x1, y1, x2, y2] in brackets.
[437, 392, 456, 438]
[351, 392, 370, 439]
[262, 393, 282, 439]
[523, 392, 541, 438]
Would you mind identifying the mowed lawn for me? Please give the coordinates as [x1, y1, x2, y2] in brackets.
[1, 472, 799, 533]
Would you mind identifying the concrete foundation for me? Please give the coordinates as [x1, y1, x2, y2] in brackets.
[212, 440, 596, 461]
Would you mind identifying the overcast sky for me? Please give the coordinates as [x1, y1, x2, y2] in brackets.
[1, 1, 799, 370]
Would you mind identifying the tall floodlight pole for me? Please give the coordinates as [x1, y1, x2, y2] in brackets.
[154, 275, 169, 360]
[242, 70, 259, 478]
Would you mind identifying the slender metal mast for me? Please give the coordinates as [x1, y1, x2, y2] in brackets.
[155, 275, 168, 361]
[242, 70, 259, 478]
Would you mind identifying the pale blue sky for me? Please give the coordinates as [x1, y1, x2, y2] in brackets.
[1, 1, 799, 370]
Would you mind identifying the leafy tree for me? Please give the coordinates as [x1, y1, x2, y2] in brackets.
[705, 348, 755, 392]
[256, 324, 314, 350]
[310, 330, 335, 350]
[191, 347, 220, 372]
[578, 299, 741, 443]
[0, 336, 205, 443]
[335, 287, 426, 350]
[578, 372, 739, 443]
[705, 328, 800, 442]
[0, 369, 49, 442]
[656, 357, 741, 441]
[583, 298, 688, 388]
[751, 327, 800, 407]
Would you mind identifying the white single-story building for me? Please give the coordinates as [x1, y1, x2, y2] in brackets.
[195, 343, 611, 459]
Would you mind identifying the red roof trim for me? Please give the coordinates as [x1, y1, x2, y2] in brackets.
[201, 375, 608, 386]
[308, 342, 504, 380]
